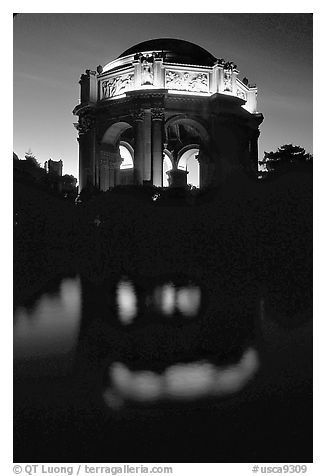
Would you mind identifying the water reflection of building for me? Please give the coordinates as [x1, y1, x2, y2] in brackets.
[73, 38, 263, 193]
[74, 274, 259, 408]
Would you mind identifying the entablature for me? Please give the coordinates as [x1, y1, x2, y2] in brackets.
[76, 49, 259, 114]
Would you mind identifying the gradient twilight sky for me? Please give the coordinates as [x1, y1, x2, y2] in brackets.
[13, 13, 313, 179]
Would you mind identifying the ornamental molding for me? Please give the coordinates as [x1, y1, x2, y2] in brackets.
[224, 61, 237, 70]
[134, 52, 165, 62]
[214, 59, 237, 70]
[77, 115, 96, 134]
[126, 90, 166, 100]
[165, 69, 209, 93]
[236, 89, 247, 101]
[132, 109, 145, 122]
[151, 108, 165, 121]
[165, 94, 209, 105]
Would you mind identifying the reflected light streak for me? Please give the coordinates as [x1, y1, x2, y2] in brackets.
[154, 283, 201, 317]
[176, 286, 201, 317]
[116, 279, 137, 324]
[154, 283, 176, 316]
[103, 348, 259, 407]
[14, 277, 82, 358]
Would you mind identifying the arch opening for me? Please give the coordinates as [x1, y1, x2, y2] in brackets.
[177, 148, 200, 188]
[163, 153, 173, 187]
[119, 144, 134, 169]
[101, 121, 132, 146]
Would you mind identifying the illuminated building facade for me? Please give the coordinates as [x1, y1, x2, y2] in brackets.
[73, 38, 263, 192]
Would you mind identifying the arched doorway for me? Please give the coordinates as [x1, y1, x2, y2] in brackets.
[177, 147, 200, 188]
[119, 144, 134, 169]
[99, 122, 133, 190]
[119, 143, 134, 186]
[163, 152, 173, 187]
[119, 141, 134, 185]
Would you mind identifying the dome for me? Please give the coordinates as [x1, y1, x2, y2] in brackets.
[118, 38, 217, 67]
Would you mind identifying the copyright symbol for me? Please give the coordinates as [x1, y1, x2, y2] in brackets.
[13, 466, 22, 474]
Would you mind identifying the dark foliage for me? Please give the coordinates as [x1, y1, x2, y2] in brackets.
[259, 144, 313, 176]
[14, 165, 312, 331]
[13, 166, 312, 463]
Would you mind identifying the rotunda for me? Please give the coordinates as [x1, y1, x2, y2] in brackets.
[73, 38, 263, 191]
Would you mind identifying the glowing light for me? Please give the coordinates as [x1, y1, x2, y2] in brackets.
[116, 279, 137, 324]
[119, 145, 134, 169]
[178, 148, 200, 188]
[108, 93, 126, 100]
[168, 90, 211, 97]
[103, 56, 134, 72]
[163, 153, 173, 187]
[241, 104, 255, 113]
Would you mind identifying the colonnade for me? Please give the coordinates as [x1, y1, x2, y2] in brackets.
[78, 109, 261, 193]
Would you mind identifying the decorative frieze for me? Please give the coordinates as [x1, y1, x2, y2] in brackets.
[102, 72, 134, 99]
[165, 69, 209, 93]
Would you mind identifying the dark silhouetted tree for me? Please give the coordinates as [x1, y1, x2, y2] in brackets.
[24, 148, 41, 167]
[259, 144, 312, 176]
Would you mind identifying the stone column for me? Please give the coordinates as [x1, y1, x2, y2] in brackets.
[94, 140, 101, 189]
[133, 110, 145, 185]
[99, 154, 110, 191]
[153, 56, 164, 88]
[196, 150, 206, 188]
[151, 108, 164, 187]
[101, 150, 123, 188]
[133, 57, 142, 89]
[200, 151, 216, 188]
[211, 62, 222, 94]
[143, 110, 152, 183]
[77, 114, 96, 192]
[79, 70, 97, 105]
[114, 149, 123, 186]
[249, 129, 260, 174]
[108, 154, 116, 188]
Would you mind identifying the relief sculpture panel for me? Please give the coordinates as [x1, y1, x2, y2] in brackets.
[236, 89, 247, 101]
[102, 72, 134, 98]
[165, 69, 209, 93]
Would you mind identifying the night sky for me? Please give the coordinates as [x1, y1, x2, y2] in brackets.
[13, 13, 313, 178]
